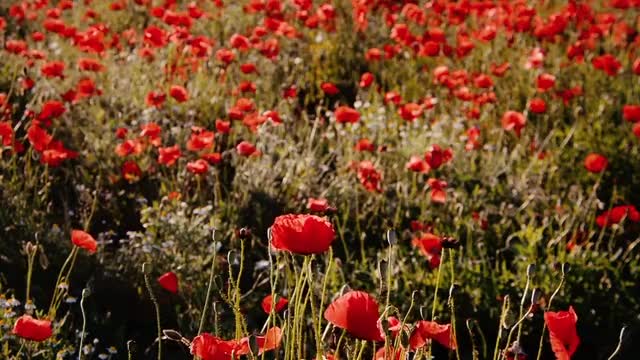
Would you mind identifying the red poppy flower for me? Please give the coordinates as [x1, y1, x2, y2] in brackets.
[77, 58, 104, 72]
[122, 160, 142, 183]
[187, 159, 209, 174]
[335, 106, 360, 123]
[71, 229, 97, 254]
[359, 72, 374, 88]
[261, 294, 288, 313]
[41, 61, 65, 78]
[622, 105, 640, 123]
[169, 85, 189, 103]
[215, 119, 231, 134]
[592, 54, 621, 76]
[236, 141, 257, 156]
[356, 161, 382, 193]
[536, 73, 556, 92]
[158, 145, 181, 166]
[237, 327, 282, 355]
[157, 271, 179, 293]
[324, 291, 385, 342]
[583, 153, 607, 173]
[355, 138, 375, 152]
[321, 82, 340, 95]
[596, 205, 640, 227]
[190, 334, 239, 360]
[270, 214, 335, 254]
[409, 320, 456, 350]
[115, 139, 144, 157]
[0, 121, 14, 147]
[201, 152, 222, 165]
[633, 123, 640, 139]
[146, 91, 166, 108]
[412, 233, 442, 268]
[406, 155, 430, 173]
[424, 145, 453, 170]
[240, 63, 257, 74]
[187, 128, 215, 152]
[307, 198, 332, 212]
[529, 98, 547, 114]
[38, 100, 66, 123]
[143, 25, 167, 47]
[501, 111, 526, 137]
[544, 306, 580, 359]
[12, 315, 52, 342]
[399, 103, 424, 121]
[427, 178, 447, 204]
[140, 123, 161, 146]
[473, 74, 493, 88]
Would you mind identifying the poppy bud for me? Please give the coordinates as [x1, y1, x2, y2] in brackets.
[24, 241, 38, 256]
[530, 288, 542, 304]
[142, 262, 151, 274]
[127, 340, 137, 354]
[163, 329, 183, 341]
[82, 288, 91, 298]
[448, 283, 459, 300]
[386, 229, 397, 246]
[561, 263, 570, 275]
[238, 227, 252, 240]
[526, 264, 536, 278]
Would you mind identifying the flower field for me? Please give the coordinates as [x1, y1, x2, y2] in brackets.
[1, 0, 640, 359]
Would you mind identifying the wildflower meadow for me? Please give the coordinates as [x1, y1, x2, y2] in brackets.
[1, 0, 640, 359]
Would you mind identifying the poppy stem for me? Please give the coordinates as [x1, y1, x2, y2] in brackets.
[196, 229, 217, 336]
[607, 326, 627, 360]
[25, 243, 38, 304]
[492, 295, 510, 360]
[431, 246, 446, 320]
[78, 288, 90, 360]
[48, 246, 78, 317]
[535, 267, 566, 360]
[142, 262, 162, 360]
[516, 267, 532, 344]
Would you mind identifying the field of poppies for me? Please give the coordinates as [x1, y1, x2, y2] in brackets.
[2, 0, 640, 359]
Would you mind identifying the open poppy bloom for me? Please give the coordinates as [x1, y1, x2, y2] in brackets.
[270, 214, 335, 255]
[412, 233, 442, 268]
[427, 178, 447, 204]
[157, 271, 179, 293]
[71, 229, 97, 254]
[13, 315, 53, 342]
[261, 294, 288, 314]
[324, 291, 385, 342]
[544, 306, 580, 359]
[409, 320, 456, 350]
[583, 153, 607, 173]
[501, 111, 526, 137]
[334, 106, 360, 123]
[191, 327, 282, 360]
[406, 155, 430, 173]
[321, 82, 340, 95]
[596, 205, 640, 227]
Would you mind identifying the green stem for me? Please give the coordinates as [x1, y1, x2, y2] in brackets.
[143, 263, 162, 360]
